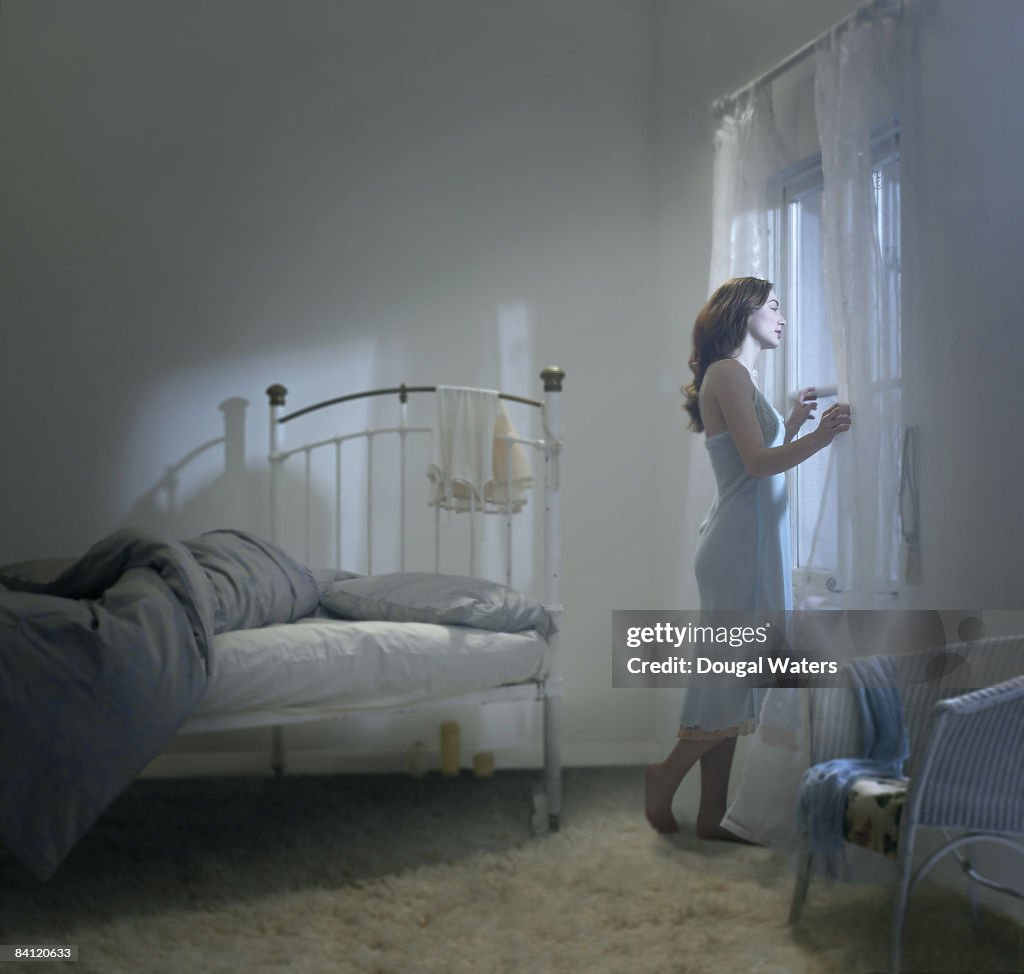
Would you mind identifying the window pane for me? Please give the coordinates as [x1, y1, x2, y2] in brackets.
[797, 447, 838, 571]
[791, 188, 834, 396]
[876, 155, 902, 583]
[782, 148, 900, 593]
[788, 186, 838, 572]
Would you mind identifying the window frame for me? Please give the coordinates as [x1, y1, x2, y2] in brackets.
[769, 127, 902, 604]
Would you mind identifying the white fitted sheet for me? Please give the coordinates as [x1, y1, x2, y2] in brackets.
[187, 618, 547, 729]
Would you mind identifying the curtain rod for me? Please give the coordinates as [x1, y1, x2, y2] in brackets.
[711, 0, 902, 119]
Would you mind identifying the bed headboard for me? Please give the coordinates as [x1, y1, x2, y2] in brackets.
[264, 368, 564, 612]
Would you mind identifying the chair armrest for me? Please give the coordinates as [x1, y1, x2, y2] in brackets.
[907, 675, 1024, 833]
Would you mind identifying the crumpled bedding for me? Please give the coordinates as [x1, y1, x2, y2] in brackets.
[0, 528, 318, 880]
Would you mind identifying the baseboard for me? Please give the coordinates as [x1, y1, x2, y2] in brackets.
[140, 740, 660, 779]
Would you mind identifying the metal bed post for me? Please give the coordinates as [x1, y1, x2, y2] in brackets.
[335, 442, 343, 570]
[266, 384, 287, 549]
[540, 366, 565, 831]
[469, 490, 476, 577]
[266, 384, 289, 777]
[366, 434, 374, 575]
[399, 385, 408, 572]
[304, 450, 313, 566]
[504, 436, 514, 587]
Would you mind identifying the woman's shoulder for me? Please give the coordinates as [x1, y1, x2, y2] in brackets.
[704, 358, 753, 390]
[705, 357, 744, 374]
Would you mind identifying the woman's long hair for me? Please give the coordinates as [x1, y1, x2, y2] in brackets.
[682, 276, 773, 432]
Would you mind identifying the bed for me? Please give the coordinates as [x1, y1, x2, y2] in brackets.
[0, 368, 565, 881]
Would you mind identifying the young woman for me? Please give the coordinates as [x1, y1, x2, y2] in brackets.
[645, 276, 851, 838]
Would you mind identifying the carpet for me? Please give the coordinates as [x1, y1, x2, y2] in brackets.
[1, 768, 1020, 973]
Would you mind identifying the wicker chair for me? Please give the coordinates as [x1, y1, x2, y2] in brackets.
[788, 646, 1024, 974]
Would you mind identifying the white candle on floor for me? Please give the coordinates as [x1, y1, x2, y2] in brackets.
[440, 720, 460, 776]
[407, 740, 429, 778]
[473, 751, 495, 778]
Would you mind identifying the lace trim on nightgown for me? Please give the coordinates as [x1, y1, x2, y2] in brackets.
[677, 719, 758, 741]
[752, 387, 780, 445]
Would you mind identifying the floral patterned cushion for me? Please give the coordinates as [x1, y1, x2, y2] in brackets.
[843, 775, 909, 859]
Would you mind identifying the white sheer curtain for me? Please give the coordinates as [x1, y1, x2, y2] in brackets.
[702, 18, 902, 608]
[678, 83, 786, 611]
[720, 9, 905, 849]
[815, 15, 902, 608]
[707, 83, 784, 290]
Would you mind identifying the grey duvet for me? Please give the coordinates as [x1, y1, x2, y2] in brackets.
[0, 528, 318, 880]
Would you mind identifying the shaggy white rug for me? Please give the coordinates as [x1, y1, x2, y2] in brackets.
[1, 769, 1020, 973]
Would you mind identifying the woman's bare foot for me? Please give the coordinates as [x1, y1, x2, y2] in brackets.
[644, 764, 681, 834]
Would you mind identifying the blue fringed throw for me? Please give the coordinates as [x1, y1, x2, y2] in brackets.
[798, 655, 909, 877]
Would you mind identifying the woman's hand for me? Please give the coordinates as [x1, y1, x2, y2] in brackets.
[785, 387, 818, 438]
[814, 402, 852, 445]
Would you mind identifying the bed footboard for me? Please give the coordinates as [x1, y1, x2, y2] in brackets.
[258, 367, 566, 825]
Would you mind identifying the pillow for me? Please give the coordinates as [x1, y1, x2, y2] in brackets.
[320, 572, 554, 638]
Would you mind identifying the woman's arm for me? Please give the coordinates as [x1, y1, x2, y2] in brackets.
[709, 360, 849, 479]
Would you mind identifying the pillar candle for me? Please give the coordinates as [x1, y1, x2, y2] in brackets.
[407, 740, 429, 778]
[440, 720, 460, 776]
[472, 751, 495, 778]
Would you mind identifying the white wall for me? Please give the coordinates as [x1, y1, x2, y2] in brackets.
[0, 0, 661, 769]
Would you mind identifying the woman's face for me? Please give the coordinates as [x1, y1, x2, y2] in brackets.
[746, 289, 785, 350]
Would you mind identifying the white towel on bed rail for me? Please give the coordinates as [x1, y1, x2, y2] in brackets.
[427, 386, 534, 513]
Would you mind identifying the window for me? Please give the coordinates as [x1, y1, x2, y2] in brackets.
[772, 131, 901, 604]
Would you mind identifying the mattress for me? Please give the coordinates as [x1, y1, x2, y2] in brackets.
[184, 618, 547, 731]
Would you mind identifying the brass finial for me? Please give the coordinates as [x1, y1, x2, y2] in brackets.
[540, 366, 565, 393]
[266, 384, 288, 407]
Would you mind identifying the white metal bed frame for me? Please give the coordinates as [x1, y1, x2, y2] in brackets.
[253, 366, 566, 829]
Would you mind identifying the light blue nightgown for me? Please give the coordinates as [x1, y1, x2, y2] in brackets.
[678, 377, 793, 738]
